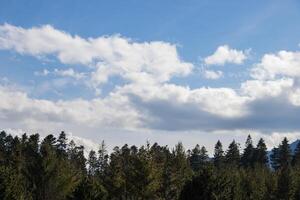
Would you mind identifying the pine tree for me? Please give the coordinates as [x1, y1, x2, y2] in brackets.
[278, 137, 292, 169]
[23, 134, 42, 199]
[199, 146, 209, 163]
[241, 135, 254, 168]
[189, 144, 201, 171]
[106, 146, 126, 199]
[170, 142, 193, 199]
[213, 140, 224, 168]
[254, 138, 268, 167]
[225, 140, 240, 167]
[56, 131, 68, 158]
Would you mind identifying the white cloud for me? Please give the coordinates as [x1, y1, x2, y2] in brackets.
[203, 70, 223, 79]
[0, 85, 142, 131]
[54, 68, 85, 80]
[251, 50, 300, 79]
[204, 45, 248, 66]
[118, 83, 249, 118]
[34, 68, 85, 80]
[0, 23, 193, 88]
[2, 24, 300, 154]
[241, 78, 294, 99]
[261, 132, 300, 148]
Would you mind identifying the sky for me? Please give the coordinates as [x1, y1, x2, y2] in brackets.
[1, 0, 300, 154]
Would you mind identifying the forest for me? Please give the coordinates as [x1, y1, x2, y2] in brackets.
[1, 131, 300, 200]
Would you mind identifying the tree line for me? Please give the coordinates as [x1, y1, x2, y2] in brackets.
[1, 131, 300, 199]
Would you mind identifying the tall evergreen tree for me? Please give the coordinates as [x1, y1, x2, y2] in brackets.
[56, 131, 68, 158]
[254, 138, 268, 167]
[213, 140, 224, 168]
[241, 135, 254, 168]
[199, 146, 209, 163]
[170, 142, 193, 199]
[278, 137, 292, 169]
[225, 140, 240, 167]
[189, 144, 203, 172]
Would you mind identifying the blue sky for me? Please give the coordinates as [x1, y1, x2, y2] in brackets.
[1, 0, 300, 153]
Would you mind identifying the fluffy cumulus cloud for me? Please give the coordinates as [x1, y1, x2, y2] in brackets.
[0, 23, 192, 88]
[204, 45, 248, 66]
[2, 24, 300, 151]
[0, 85, 142, 130]
[251, 50, 300, 79]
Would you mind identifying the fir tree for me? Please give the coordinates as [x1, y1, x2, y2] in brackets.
[213, 140, 224, 168]
[56, 131, 68, 158]
[189, 144, 201, 171]
[278, 137, 292, 169]
[225, 140, 240, 167]
[241, 135, 254, 168]
[254, 138, 268, 167]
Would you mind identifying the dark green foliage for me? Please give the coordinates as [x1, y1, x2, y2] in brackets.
[278, 138, 292, 169]
[241, 135, 254, 168]
[180, 167, 215, 200]
[1, 132, 300, 200]
[271, 137, 292, 171]
[189, 144, 208, 171]
[254, 138, 268, 167]
[225, 140, 240, 167]
[277, 168, 292, 200]
[213, 140, 224, 168]
[180, 166, 232, 200]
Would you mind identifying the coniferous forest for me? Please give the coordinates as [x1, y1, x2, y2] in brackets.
[1, 131, 300, 200]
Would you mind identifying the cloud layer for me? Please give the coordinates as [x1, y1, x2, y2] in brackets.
[1, 24, 300, 150]
[0, 23, 192, 89]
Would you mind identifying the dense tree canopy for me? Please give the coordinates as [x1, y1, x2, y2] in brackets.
[0, 130, 300, 199]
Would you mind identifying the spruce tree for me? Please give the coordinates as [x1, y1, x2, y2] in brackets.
[189, 145, 209, 172]
[170, 142, 193, 199]
[274, 138, 292, 200]
[213, 140, 224, 168]
[241, 135, 254, 168]
[278, 137, 292, 169]
[56, 131, 68, 158]
[225, 140, 240, 167]
[254, 138, 268, 167]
